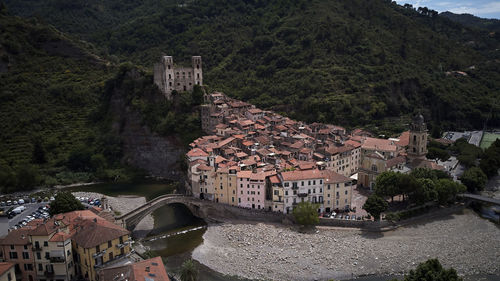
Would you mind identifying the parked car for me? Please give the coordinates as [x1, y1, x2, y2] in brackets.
[13, 200, 18, 205]
[323, 212, 331, 218]
[329, 212, 337, 218]
[50, 197, 55, 201]
[6, 200, 12, 206]
[18, 199, 25, 205]
[351, 215, 356, 220]
[0, 201, 5, 207]
[31, 198, 36, 203]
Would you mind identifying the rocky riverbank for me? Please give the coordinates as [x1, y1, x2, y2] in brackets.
[192, 209, 500, 281]
[71, 191, 154, 237]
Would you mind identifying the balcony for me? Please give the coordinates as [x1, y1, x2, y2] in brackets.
[297, 192, 308, 198]
[49, 257, 66, 263]
[116, 243, 126, 249]
[44, 271, 54, 277]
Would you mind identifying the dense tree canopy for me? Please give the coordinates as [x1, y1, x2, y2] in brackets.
[390, 258, 463, 281]
[362, 195, 388, 220]
[293, 201, 320, 226]
[460, 167, 487, 193]
[49, 191, 85, 215]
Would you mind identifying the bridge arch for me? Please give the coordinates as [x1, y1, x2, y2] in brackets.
[116, 195, 209, 232]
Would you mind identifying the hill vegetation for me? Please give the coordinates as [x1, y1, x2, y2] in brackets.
[4, 0, 499, 135]
[441, 11, 500, 32]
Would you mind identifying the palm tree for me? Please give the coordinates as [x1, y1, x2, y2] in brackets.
[180, 259, 198, 281]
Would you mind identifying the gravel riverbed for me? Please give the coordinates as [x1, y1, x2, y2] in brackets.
[192, 209, 500, 281]
[71, 191, 154, 237]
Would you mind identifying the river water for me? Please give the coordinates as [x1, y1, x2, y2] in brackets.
[67, 182, 500, 281]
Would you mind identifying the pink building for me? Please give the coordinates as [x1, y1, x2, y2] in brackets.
[237, 170, 266, 209]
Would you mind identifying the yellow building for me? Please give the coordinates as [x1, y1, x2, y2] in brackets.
[214, 167, 238, 205]
[71, 217, 131, 281]
[0, 262, 16, 281]
[322, 170, 353, 212]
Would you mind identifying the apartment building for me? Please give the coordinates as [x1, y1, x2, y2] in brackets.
[71, 215, 131, 281]
[29, 219, 75, 281]
[280, 169, 325, 214]
[322, 170, 354, 212]
[214, 167, 239, 206]
[237, 170, 266, 209]
[0, 229, 35, 281]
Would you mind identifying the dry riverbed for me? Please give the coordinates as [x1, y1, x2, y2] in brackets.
[71, 191, 154, 237]
[192, 209, 500, 281]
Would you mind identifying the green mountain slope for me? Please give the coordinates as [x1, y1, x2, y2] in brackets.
[0, 11, 120, 190]
[440, 11, 500, 32]
[5, 0, 498, 133]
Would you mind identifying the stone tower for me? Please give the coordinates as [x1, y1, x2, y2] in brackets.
[153, 55, 202, 99]
[192, 56, 203, 86]
[408, 114, 428, 159]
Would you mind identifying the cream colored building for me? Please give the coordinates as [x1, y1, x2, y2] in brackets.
[322, 170, 354, 212]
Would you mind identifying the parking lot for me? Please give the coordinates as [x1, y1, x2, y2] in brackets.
[0, 201, 49, 237]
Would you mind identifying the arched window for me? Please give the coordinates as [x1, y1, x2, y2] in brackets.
[168, 74, 171, 79]
[197, 64, 200, 69]
[197, 73, 200, 79]
[167, 65, 171, 69]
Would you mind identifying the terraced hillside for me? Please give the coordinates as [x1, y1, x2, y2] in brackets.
[0, 12, 117, 189]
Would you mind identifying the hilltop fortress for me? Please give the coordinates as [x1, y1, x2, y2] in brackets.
[154, 55, 203, 99]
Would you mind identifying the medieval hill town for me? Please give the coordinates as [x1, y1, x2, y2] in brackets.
[0, 1, 499, 281]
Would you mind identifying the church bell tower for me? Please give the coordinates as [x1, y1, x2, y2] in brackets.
[408, 114, 428, 159]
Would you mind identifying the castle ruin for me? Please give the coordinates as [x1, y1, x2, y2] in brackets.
[154, 55, 203, 99]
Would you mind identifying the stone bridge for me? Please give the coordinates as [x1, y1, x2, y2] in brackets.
[116, 194, 288, 231]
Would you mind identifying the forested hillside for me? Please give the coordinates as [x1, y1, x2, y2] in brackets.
[4, 0, 499, 133]
[441, 11, 500, 32]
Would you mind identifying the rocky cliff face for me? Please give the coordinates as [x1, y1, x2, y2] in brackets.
[108, 74, 185, 180]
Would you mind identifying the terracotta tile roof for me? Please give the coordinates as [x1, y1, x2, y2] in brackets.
[197, 164, 213, 171]
[344, 139, 361, 148]
[281, 169, 324, 181]
[71, 216, 129, 249]
[362, 137, 397, 152]
[322, 170, 351, 183]
[48, 232, 72, 242]
[0, 228, 32, 245]
[269, 175, 280, 184]
[0, 262, 14, 276]
[247, 108, 263, 114]
[386, 155, 407, 168]
[187, 148, 209, 158]
[99, 257, 170, 281]
[396, 131, 410, 147]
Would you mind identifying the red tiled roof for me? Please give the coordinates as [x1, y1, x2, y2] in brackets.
[362, 137, 397, 152]
[99, 256, 170, 281]
[386, 155, 407, 168]
[187, 148, 209, 158]
[0, 263, 14, 277]
[281, 169, 324, 181]
[396, 131, 410, 147]
[322, 170, 351, 183]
